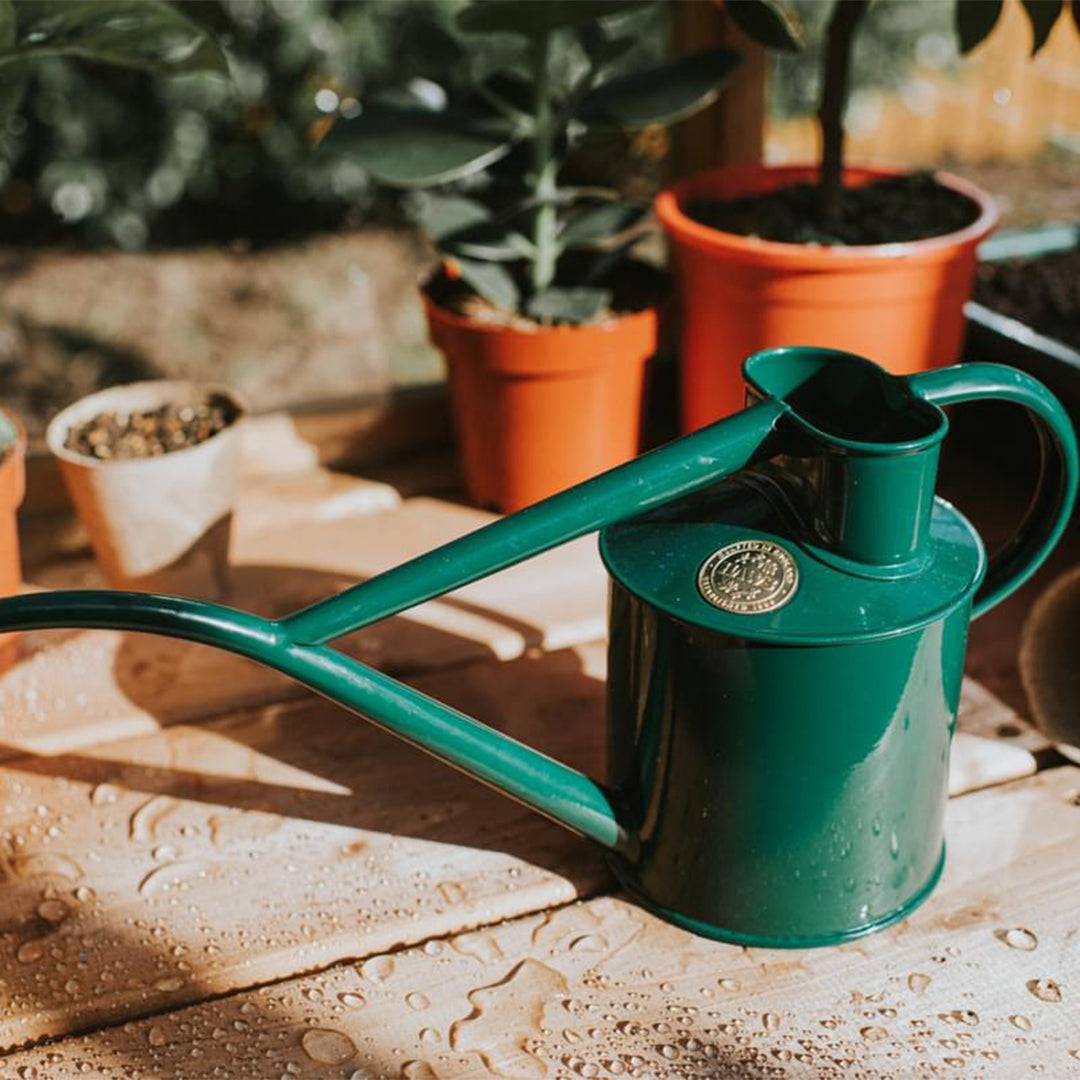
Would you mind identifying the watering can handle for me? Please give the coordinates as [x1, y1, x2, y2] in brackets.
[908, 363, 1079, 620]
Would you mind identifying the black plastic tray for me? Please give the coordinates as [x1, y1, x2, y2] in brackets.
[965, 223, 1080, 417]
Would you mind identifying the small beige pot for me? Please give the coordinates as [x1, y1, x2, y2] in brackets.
[47, 381, 245, 597]
[1019, 565, 1080, 760]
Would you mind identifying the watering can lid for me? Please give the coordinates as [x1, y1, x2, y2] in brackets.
[599, 480, 986, 645]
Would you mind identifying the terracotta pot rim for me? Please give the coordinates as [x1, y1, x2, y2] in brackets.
[654, 163, 999, 269]
[46, 379, 246, 471]
[420, 280, 660, 340]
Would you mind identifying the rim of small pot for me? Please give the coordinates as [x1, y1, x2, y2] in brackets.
[419, 267, 662, 340]
[46, 380, 246, 470]
[654, 163, 999, 270]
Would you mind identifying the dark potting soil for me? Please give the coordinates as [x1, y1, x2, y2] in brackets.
[65, 397, 236, 461]
[685, 173, 981, 247]
[425, 257, 666, 329]
[973, 248, 1080, 352]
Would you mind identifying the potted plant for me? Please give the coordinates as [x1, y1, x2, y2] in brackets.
[323, 0, 741, 510]
[655, 0, 1074, 429]
[47, 381, 244, 596]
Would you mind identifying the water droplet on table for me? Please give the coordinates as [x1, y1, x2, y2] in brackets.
[908, 972, 931, 993]
[406, 991, 430, 1011]
[568, 934, 607, 954]
[90, 784, 119, 807]
[451, 930, 503, 964]
[996, 927, 1038, 951]
[860, 1025, 888, 1041]
[1027, 978, 1063, 1003]
[300, 1028, 356, 1066]
[402, 1062, 437, 1080]
[138, 859, 206, 898]
[1010, 1014, 1034, 1032]
[338, 991, 365, 1008]
[437, 880, 466, 905]
[10, 852, 82, 881]
[16, 940, 44, 963]
[36, 898, 68, 923]
[360, 955, 395, 982]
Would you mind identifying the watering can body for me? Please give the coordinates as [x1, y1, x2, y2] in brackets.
[603, 481, 974, 947]
[0, 348, 1074, 948]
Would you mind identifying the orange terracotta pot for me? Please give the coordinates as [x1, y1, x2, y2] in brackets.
[424, 290, 659, 512]
[655, 164, 999, 431]
[0, 413, 26, 671]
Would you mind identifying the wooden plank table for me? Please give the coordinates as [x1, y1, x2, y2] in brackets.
[0, 463, 1073, 1078]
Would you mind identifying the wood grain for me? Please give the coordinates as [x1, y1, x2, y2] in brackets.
[6, 766, 1079, 1077]
[0, 644, 610, 1048]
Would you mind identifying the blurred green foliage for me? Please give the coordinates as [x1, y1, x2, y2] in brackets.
[1, 0, 473, 249]
[767, 0, 955, 121]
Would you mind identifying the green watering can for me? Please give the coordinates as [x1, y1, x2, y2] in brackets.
[0, 348, 1075, 948]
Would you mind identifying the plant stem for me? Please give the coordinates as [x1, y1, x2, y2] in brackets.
[530, 32, 558, 296]
[818, 0, 868, 227]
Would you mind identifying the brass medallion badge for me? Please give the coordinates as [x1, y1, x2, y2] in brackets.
[698, 540, 799, 615]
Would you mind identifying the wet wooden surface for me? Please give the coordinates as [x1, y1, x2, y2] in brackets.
[0, 465, 1071, 1077]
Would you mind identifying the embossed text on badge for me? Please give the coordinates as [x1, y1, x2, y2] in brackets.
[698, 539, 799, 615]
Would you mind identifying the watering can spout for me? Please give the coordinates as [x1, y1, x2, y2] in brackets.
[0, 395, 787, 850]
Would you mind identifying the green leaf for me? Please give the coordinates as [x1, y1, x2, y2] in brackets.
[441, 220, 534, 262]
[453, 256, 520, 311]
[3, 0, 227, 74]
[726, 0, 804, 52]
[415, 194, 491, 241]
[576, 22, 638, 69]
[0, 0, 27, 146]
[321, 106, 514, 188]
[560, 200, 647, 246]
[457, 1, 647, 38]
[527, 286, 612, 324]
[0, 60, 26, 150]
[954, 0, 1005, 53]
[474, 69, 534, 120]
[1021, 0, 1064, 53]
[577, 45, 741, 129]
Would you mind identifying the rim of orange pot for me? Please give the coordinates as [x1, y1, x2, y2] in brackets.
[46, 380, 246, 471]
[654, 163, 999, 271]
[420, 272, 660, 339]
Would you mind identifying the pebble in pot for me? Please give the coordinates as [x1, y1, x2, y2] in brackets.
[47, 381, 245, 598]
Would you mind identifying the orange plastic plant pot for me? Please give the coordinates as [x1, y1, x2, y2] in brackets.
[655, 164, 999, 431]
[424, 292, 658, 512]
[0, 412, 26, 671]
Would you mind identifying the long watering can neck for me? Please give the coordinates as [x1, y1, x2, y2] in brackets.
[0, 396, 786, 852]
